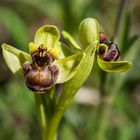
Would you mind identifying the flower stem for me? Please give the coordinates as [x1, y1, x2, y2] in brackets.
[34, 94, 48, 140]
[94, 97, 111, 140]
[34, 87, 57, 140]
[46, 109, 65, 140]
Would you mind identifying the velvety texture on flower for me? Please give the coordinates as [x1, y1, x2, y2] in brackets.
[2, 25, 85, 93]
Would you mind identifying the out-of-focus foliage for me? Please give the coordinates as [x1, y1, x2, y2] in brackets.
[0, 79, 41, 140]
[0, 0, 140, 140]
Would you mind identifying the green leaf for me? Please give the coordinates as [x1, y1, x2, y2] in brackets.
[34, 25, 60, 49]
[54, 53, 85, 84]
[127, 35, 139, 49]
[2, 43, 31, 76]
[57, 40, 98, 110]
[62, 31, 81, 50]
[118, 12, 131, 55]
[0, 7, 29, 51]
[97, 56, 132, 72]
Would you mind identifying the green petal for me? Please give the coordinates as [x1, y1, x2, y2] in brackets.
[53, 53, 85, 84]
[28, 42, 38, 54]
[2, 43, 31, 76]
[62, 31, 81, 50]
[34, 25, 60, 49]
[97, 56, 132, 72]
[57, 42, 73, 59]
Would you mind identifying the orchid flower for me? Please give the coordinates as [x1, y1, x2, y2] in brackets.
[2, 25, 85, 93]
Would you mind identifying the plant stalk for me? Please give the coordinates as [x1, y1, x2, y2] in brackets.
[94, 96, 111, 140]
[34, 87, 57, 140]
[46, 109, 65, 140]
[34, 94, 48, 140]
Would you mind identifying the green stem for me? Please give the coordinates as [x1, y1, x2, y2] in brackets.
[46, 109, 65, 140]
[34, 87, 57, 140]
[94, 79, 126, 140]
[34, 94, 48, 140]
[94, 97, 111, 140]
[94, 1, 129, 137]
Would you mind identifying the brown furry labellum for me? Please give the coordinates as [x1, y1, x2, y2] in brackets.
[22, 45, 59, 93]
[99, 41, 120, 61]
[99, 32, 120, 61]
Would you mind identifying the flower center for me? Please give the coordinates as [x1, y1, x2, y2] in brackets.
[99, 33, 120, 62]
[31, 45, 53, 66]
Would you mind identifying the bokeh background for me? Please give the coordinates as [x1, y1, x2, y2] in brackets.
[0, 0, 140, 140]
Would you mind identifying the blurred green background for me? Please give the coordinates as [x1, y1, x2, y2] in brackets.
[0, 0, 140, 140]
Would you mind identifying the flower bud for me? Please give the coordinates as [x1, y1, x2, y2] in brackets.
[79, 18, 100, 47]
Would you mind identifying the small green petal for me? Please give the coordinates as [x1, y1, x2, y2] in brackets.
[97, 56, 132, 72]
[57, 42, 73, 59]
[98, 43, 109, 53]
[62, 30, 81, 50]
[2, 43, 31, 76]
[53, 53, 85, 84]
[29, 42, 38, 54]
[34, 25, 60, 49]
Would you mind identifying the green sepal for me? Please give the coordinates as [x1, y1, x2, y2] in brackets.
[97, 56, 132, 72]
[54, 53, 85, 84]
[62, 31, 81, 50]
[57, 42, 73, 59]
[34, 25, 60, 49]
[2, 43, 31, 76]
[57, 40, 98, 110]
[79, 18, 100, 47]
